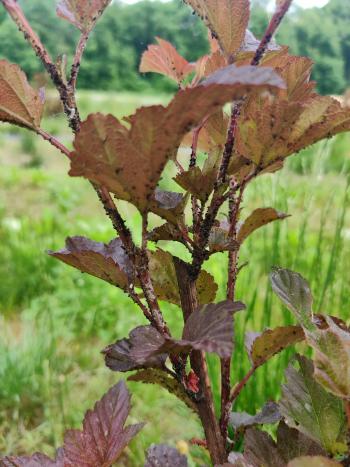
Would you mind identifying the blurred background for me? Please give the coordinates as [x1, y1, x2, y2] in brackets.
[0, 0, 350, 465]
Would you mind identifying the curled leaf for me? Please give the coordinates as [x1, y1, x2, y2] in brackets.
[140, 37, 195, 83]
[230, 402, 281, 431]
[237, 208, 289, 244]
[145, 444, 188, 467]
[56, 0, 112, 32]
[48, 236, 133, 290]
[0, 60, 45, 130]
[103, 326, 167, 373]
[245, 325, 305, 367]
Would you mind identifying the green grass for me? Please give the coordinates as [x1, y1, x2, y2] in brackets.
[0, 91, 350, 465]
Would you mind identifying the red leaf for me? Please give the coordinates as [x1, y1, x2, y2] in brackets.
[56, 0, 111, 32]
[48, 236, 133, 290]
[69, 64, 284, 211]
[62, 381, 144, 466]
[0, 60, 45, 130]
[140, 37, 195, 83]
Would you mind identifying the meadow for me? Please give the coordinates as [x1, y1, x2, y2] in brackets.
[0, 91, 350, 465]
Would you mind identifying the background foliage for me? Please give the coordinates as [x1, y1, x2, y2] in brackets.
[0, 0, 349, 94]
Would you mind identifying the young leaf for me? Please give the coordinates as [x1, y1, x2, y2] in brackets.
[184, 0, 250, 58]
[304, 317, 350, 399]
[148, 222, 186, 244]
[140, 37, 195, 84]
[237, 208, 289, 244]
[279, 356, 348, 455]
[287, 457, 342, 467]
[174, 167, 213, 203]
[128, 368, 198, 413]
[208, 223, 238, 253]
[145, 444, 188, 467]
[239, 29, 280, 55]
[230, 401, 281, 431]
[56, 0, 112, 32]
[0, 60, 45, 130]
[48, 236, 133, 291]
[151, 189, 187, 225]
[196, 269, 219, 304]
[69, 64, 283, 212]
[62, 381, 144, 466]
[245, 325, 305, 367]
[103, 326, 167, 373]
[270, 268, 314, 329]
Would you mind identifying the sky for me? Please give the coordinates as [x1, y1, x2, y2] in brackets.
[121, 0, 330, 7]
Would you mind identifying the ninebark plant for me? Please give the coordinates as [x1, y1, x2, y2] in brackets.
[0, 0, 350, 465]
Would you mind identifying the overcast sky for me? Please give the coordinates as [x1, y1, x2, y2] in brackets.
[121, 0, 330, 8]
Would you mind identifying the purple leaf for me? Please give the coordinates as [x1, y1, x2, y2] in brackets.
[62, 381, 144, 466]
[145, 444, 188, 467]
[230, 402, 281, 431]
[103, 326, 167, 372]
[48, 236, 133, 290]
[0, 452, 61, 467]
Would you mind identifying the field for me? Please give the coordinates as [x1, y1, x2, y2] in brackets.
[1, 91, 350, 465]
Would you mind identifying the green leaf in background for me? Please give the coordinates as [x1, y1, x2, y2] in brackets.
[270, 268, 314, 329]
[305, 316, 350, 400]
[279, 355, 348, 456]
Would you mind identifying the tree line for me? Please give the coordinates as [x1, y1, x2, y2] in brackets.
[0, 0, 348, 95]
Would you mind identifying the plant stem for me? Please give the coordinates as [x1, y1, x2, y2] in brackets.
[230, 366, 257, 403]
[174, 258, 227, 464]
[190, 126, 202, 231]
[344, 400, 350, 432]
[69, 30, 90, 91]
[36, 128, 71, 158]
[251, 0, 294, 67]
